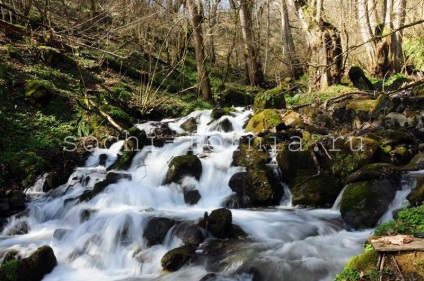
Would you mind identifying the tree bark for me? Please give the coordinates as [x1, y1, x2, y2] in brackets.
[187, 0, 212, 101]
[238, 0, 264, 86]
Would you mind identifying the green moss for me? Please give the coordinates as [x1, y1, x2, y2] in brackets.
[253, 86, 286, 111]
[232, 143, 268, 169]
[161, 244, 197, 272]
[346, 100, 377, 113]
[336, 251, 379, 281]
[37, 46, 60, 65]
[408, 183, 424, 205]
[347, 250, 379, 272]
[292, 175, 341, 208]
[340, 181, 372, 214]
[0, 260, 20, 281]
[245, 109, 281, 134]
[165, 155, 202, 184]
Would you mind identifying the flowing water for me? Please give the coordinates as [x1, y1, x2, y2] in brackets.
[0, 109, 414, 281]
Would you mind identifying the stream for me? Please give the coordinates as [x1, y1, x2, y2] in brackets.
[0, 108, 415, 281]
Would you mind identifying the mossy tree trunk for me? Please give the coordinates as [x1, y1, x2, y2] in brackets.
[291, 0, 343, 91]
[187, 0, 212, 101]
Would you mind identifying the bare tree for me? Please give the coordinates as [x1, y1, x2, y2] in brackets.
[238, 0, 264, 86]
[187, 0, 212, 101]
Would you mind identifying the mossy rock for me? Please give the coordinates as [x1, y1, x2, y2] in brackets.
[175, 223, 205, 245]
[229, 167, 284, 207]
[346, 99, 377, 121]
[1, 250, 19, 265]
[322, 137, 380, 178]
[345, 163, 400, 184]
[25, 80, 54, 107]
[100, 105, 133, 129]
[0, 245, 57, 281]
[219, 87, 254, 107]
[107, 150, 137, 171]
[405, 153, 424, 171]
[340, 179, 398, 229]
[345, 250, 379, 272]
[291, 175, 342, 208]
[165, 155, 202, 184]
[206, 208, 232, 239]
[211, 107, 235, 120]
[282, 111, 302, 128]
[253, 86, 286, 111]
[277, 146, 317, 185]
[245, 109, 282, 134]
[80, 172, 132, 201]
[37, 46, 61, 65]
[232, 143, 268, 169]
[143, 217, 177, 246]
[181, 117, 197, 132]
[407, 182, 424, 205]
[161, 244, 197, 272]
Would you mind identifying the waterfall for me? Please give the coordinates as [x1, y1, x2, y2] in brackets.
[0, 108, 392, 281]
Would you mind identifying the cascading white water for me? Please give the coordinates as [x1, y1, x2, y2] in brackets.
[0, 108, 402, 281]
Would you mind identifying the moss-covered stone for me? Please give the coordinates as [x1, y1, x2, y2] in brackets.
[405, 153, 424, 171]
[206, 208, 232, 239]
[165, 155, 202, 184]
[282, 111, 302, 128]
[161, 244, 197, 272]
[340, 179, 398, 229]
[1, 250, 19, 265]
[407, 182, 424, 205]
[0, 246, 57, 281]
[245, 109, 282, 134]
[253, 86, 286, 111]
[232, 143, 268, 169]
[345, 163, 400, 184]
[291, 175, 342, 208]
[277, 146, 317, 185]
[80, 172, 132, 201]
[143, 217, 177, 246]
[25, 80, 54, 107]
[181, 117, 197, 132]
[211, 107, 235, 120]
[100, 105, 133, 129]
[218, 87, 254, 107]
[346, 99, 377, 121]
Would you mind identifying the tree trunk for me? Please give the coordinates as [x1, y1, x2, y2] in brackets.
[358, 0, 377, 66]
[238, 0, 264, 86]
[279, 0, 303, 79]
[187, 0, 212, 101]
[208, 0, 221, 63]
[291, 0, 343, 91]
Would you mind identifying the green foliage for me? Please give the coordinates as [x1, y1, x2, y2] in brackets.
[286, 95, 301, 105]
[25, 80, 54, 97]
[375, 205, 424, 235]
[334, 267, 360, 281]
[404, 37, 424, 71]
[112, 83, 132, 101]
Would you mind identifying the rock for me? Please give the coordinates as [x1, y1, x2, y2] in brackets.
[165, 155, 202, 184]
[80, 172, 132, 201]
[282, 111, 302, 128]
[407, 181, 424, 206]
[219, 87, 254, 107]
[291, 175, 342, 208]
[385, 112, 416, 128]
[79, 209, 95, 223]
[2, 250, 19, 265]
[184, 189, 201, 205]
[340, 179, 399, 229]
[372, 94, 393, 118]
[406, 153, 424, 171]
[0, 246, 57, 281]
[348, 66, 374, 91]
[42, 172, 60, 192]
[345, 163, 400, 184]
[211, 108, 234, 120]
[245, 109, 282, 134]
[229, 224, 247, 239]
[175, 223, 205, 245]
[53, 229, 69, 240]
[232, 143, 268, 169]
[98, 154, 108, 166]
[181, 117, 197, 132]
[6, 190, 25, 210]
[37, 46, 61, 65]
[0, 198, 10, 213]
[224, 194, 251, 209]
[107, 151, 137, 171]
[346, 99, 378, 122]
[253, 86, 286, 111]
[4, 220, 30, 236]
[199, 273, 220, 281]
[161, 244, 197, 272]
[25, 80, 54, 107]
[277, 147, 317, 185]
[228, 169, 283, 207]
[143, 217, 176, 246]
[203, 208, 232, 239]
[211, 118, 233, 132]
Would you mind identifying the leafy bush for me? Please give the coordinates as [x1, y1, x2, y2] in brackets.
[375, 205, 424, 235]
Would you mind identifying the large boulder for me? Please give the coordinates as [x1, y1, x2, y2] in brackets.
[184, 189, 201, 205]
[165, 155, 202, 184]
[0, 245, 57, 281]
[6, 190, 26, 210]
[228, 168, 283, 207]
[202, 208, 232, 239]
[211, 108, 235, 120]
[245, 109, 282, 135]
[277, 147, 317, 185]
[232, 143, 268, 169]
[340, 179, 399, 229]
[175, 223, 205, 245]
[291, 174, 342, 208]
[180, 117, 197, 132]
[161, 244, 197, 272]
[406, 153, 424, 171]
[143, 217, 177, 246]
[345, 163, 400, 184]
